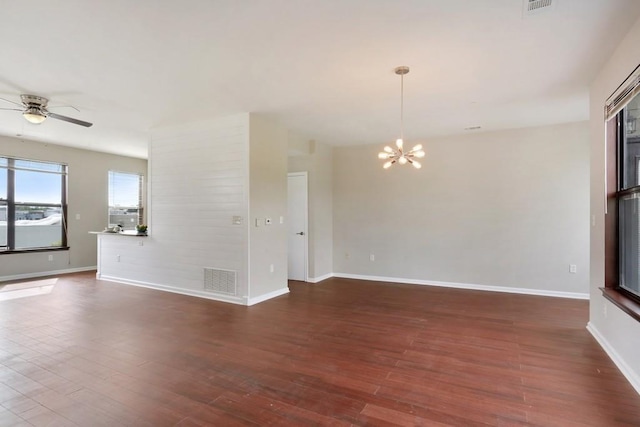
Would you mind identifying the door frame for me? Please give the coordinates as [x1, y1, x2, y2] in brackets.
[287, 172, 309, 282]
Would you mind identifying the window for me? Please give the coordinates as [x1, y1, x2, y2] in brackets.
[604, 65, 640, 320]
[618, 100, 640, 299]
[0, 156, 68, 252]
[108, 171, 144, 230]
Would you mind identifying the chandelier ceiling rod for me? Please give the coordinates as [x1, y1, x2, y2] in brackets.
[398, 66, 407, 143]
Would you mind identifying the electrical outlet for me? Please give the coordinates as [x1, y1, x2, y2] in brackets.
[48, 254, 53, 262]
[569, 264, 577, 274]
[369, 254, 375, 262]
[270, 264, 274, 273]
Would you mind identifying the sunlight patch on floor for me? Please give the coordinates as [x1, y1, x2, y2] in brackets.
[0, 278, 58, 301]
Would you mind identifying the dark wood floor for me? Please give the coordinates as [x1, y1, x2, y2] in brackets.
[0, 272, 639, 426]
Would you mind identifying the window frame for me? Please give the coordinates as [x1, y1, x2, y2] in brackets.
[0, 156, 69, 254]
[603, 107, 640, 322]
[107, 170, 145, 231]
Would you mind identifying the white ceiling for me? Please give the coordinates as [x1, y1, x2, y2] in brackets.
[1, 0, 639, 159]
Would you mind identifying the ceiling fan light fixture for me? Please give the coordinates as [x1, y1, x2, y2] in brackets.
[23, 107, 47, 124]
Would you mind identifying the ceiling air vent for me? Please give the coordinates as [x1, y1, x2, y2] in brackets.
[523, 0, 555, 16]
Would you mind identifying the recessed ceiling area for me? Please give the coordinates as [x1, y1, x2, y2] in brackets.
[1, 0, 639, 159]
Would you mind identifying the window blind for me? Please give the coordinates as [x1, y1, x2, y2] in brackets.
[605, 64, 640, 120]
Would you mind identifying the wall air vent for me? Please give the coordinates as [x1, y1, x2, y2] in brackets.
[204, 268, 237, 295]
[523, 0, 555, 16]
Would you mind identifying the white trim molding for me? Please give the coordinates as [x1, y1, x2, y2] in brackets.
[307, 273, 334, 283]
[332, 273, 589, 300]
[246, 287, 290, 306]
[98, 274, 248, 306]
[587, 322, 640, 395]
[0, 266, 97, 283]
[98, 274, 289, 307]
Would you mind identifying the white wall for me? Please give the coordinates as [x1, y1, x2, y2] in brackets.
[0, 135, 146, 280]
[288, 140, 334, 281]
[588, 16, 640, 393]
[98, 114, 250, 303]
[97, 113, 289, 305]
[248, 114, 289, 302]
[333, 122, 590, 297]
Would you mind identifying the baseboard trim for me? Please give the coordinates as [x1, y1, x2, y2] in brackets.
[307, 273, 334, 283]
[246, 287, 290, 306]
[97, 274, 248, 306]
[0, 266, 97, 283]
[587, 322, 640, 395]
[332, 273, 589, 300]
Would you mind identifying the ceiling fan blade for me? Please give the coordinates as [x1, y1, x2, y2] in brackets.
[47, 112, 93, 127]
[0, 97, 23, 107]
[0, 107, 22, 111]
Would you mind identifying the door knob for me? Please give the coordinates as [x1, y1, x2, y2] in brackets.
[296, 231, 305, 236]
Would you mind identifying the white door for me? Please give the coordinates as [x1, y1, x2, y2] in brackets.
[287, 172, 308, 281]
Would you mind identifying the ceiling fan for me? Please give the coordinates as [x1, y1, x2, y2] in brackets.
[0, 94, 93, 127]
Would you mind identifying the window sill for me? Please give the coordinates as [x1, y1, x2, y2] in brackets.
[0, 247, 69, 255]
[601, 287, 640, 323]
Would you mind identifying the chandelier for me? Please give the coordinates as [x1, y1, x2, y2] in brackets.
[378, 66, 425, 169]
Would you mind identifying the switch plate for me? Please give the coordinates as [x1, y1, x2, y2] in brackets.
[369, 254, 375, 262]
[255, 218, 263, 227]
[48, 254, 53, 261]
[279, 216, 284, 224]
[232, 216, 242, 225]
[569, 264, 577, 273]
[270, 264, 274, 273]
[75, 213, 81, 220]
